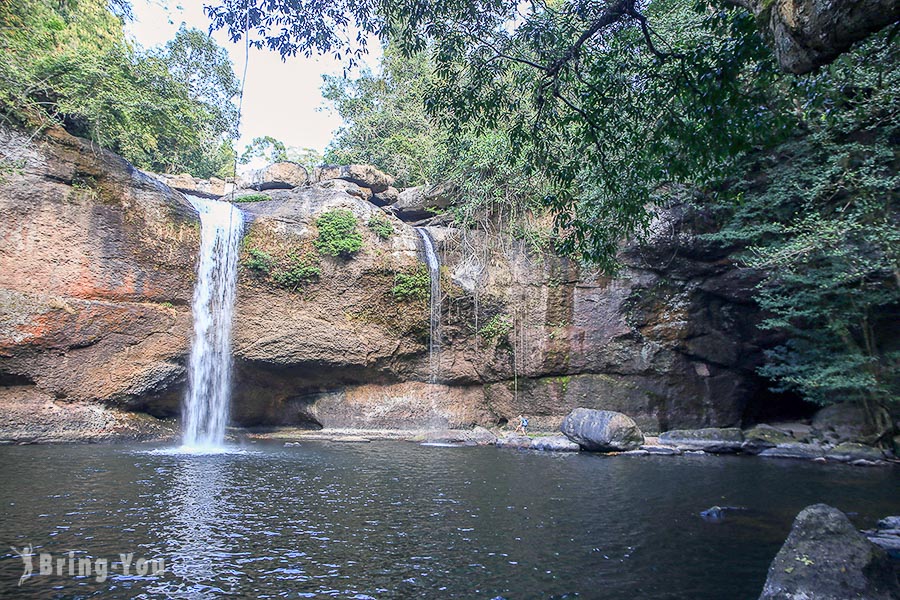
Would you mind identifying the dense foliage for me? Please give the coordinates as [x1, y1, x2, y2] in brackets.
[207, 0, 898, 414]
[708, 37, 900, 413]
[391, 264, 430, 301]
[0, 0, 240, 177]
[314, 209, 363, 257]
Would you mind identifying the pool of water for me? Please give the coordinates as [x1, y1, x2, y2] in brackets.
[0, 441, 897, 599]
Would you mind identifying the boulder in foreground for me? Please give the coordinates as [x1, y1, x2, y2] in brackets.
[759, 504, 900, 600]
[560, 408, 644, 452]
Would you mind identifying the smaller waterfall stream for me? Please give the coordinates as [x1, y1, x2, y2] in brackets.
[416, 228, 441, 383]
[183, 195, 244, 449]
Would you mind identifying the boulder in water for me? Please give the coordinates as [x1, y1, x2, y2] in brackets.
[658, 428, 743, 453]
[560, 408, 644, 452]
[758, 504, 900, 600]
[496, 435, 532, 449]
[864, 517, 900, 558]
[758, 443, 826, 460]
[825, 442, 885, 463]
[811, 401, 892, 445]
[531, 436, 580, 452]
[741, 424, 795, 454]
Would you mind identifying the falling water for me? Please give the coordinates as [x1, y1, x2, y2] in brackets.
[182, 195, 243, 449]
[416, 228, 441, 383]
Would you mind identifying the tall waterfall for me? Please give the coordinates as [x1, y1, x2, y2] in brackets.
[183, 195, 243, 449]
[416, 228, 441, 383]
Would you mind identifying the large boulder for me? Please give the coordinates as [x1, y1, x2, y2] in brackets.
[248, 162, 308, 190]
[531, 435, 580, 452]
[742, 424, 796, 454]
[744, 0, 900, 74]
[389, 183, 455, 221]
[759, 504, 900, 600]
[812, 402, 892, 445]
[825, 442, 886, 463]
[759, 442, 826, 460]
[154, 173, 234, 198]
[560, 408, 644, 451]
[658, 428, 744, 453]
[314, 164, 394, 193]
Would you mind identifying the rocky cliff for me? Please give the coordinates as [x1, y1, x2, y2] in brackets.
[0, 127, 785, 441]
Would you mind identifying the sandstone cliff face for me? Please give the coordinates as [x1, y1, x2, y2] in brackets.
[0, 127, 198, 440]
[0, 128, 778, 440]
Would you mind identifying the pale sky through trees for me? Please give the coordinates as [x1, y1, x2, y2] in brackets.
[126, 0, 381, 154]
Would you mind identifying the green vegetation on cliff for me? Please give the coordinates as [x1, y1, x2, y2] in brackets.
[314, 209, 363, 257]
[0, 1, 239, 178]
[210, 0, 898, 415]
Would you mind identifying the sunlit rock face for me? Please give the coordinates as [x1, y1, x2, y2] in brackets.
[0, 126, 197, 442]
[744, 0, 900, 74]
[0, 127, 778, 440]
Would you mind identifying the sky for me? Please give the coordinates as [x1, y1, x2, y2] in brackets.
[125, 0, 380, 155]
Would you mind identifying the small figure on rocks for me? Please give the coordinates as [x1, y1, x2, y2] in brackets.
[515, 415, 529, 435]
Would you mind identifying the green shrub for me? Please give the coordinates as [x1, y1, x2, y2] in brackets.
[314, 209, 363, 257]
[391, 264, 430, 301]
[272, 252, 321, 291]
[244, 248, 274, 273]
[479, 314, 513, 341]
[368, 214, 394, 239]
[233, 193, 269, 203]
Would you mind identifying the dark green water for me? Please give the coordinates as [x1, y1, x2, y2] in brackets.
[0, 442, 897, 599]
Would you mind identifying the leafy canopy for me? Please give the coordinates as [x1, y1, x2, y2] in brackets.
[1, 0, 240, 178]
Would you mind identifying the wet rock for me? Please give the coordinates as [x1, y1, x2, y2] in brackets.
[864, 516, 900, 558]
[759, 504, 900, 600]
[700, 506, 745, 523]
[531, 436, 580, 452]
[658, 428, 743, 453]
[812, 402, 892, 445]
[741, 424, 795, 454]
[496, 435, 532, 449]
[314, 164, 394, 193]
[759, 443, 826, 460]
[825, 442, 885, 463]
[641, 445, 681, 455]
[466, 426, 498, 446]
[248, 161, 308, 190]
[560, 408, 644, 452]
[621, 449, 650, 456]
[850, 459, 889, 467]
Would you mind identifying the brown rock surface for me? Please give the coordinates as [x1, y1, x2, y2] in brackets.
[0, 126, 198, 440]
[0, 126, 782, 440]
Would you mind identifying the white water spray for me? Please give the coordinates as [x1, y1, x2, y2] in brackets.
[416, 228, 441, 383]
[182, 195, 243, 449]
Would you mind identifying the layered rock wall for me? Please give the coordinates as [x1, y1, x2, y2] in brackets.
[0, 129, 781, 440]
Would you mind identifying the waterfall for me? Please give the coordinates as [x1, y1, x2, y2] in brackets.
[182, 195, 243, 449]
[416, 228, 441, 383]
